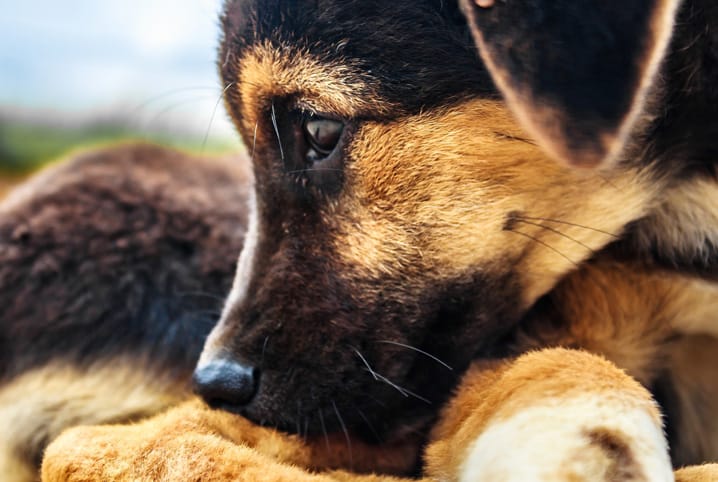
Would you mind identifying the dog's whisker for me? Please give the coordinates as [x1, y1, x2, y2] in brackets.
[296, 400, 302, 437]
[353, 348, 379, 380]
[508, 230, 580, 267]
[353, 348, 432, 404]
[513, 219, 597, 254]
[354, 406, 382, 442]
[332, 401, 353, 469]
[369, 369, 432, 404]
[492, 131, 537, 146]
[202, 81, 235, 154]
[176, 290, 227, 303]
[260, 336, 270, 367]
[363, 393, 388, 409]
[318, 409, 331, 452]
[513, 215, 619, 238]
[376, 340, 453, 371]
[186, 309, 223, 318]
[270, 101, 285, 161]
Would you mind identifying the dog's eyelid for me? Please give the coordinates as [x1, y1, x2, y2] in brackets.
[293, 102, 345, 123]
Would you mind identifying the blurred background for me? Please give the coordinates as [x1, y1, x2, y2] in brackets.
[0, 0, 243, 195]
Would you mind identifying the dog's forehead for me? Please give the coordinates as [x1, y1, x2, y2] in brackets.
[222, 0, 497, 115]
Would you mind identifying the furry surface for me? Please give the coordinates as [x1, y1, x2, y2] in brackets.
[42, 350, 718, 481]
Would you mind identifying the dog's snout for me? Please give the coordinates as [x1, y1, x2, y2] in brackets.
[193, 359, 259, 411]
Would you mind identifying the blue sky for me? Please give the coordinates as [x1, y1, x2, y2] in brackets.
[1, 0, 237, 139]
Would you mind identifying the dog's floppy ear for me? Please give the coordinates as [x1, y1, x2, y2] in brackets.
[459, 0, 681, 168]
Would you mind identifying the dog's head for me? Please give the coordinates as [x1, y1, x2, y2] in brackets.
[194, 0, 680, 440]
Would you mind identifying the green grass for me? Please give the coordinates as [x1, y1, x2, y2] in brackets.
[0, 119, 241, 174]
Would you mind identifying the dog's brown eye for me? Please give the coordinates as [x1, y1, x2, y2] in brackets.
[303, 115, 343, 161]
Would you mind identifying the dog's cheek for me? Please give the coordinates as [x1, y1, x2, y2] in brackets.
[336, 99, 658, 307]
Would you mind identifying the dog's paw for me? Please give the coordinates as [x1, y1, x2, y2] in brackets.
[41, 422, 325, 482]
[425, 350, 675, 482]
[459, 394, 672, 482]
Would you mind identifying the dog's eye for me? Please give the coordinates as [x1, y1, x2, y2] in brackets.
[303, 115, 343, 162]
[273, 106, 347, 194]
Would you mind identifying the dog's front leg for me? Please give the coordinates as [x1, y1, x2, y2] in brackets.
[424, 348, 673, 482]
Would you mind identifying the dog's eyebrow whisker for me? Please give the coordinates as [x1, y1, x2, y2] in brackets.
[513, 219, 597, 254]
[332, 401, 353, 469]
[508, 230, 580, 267]
[132, 86, 219, 113]
[513, 215, 619, 238]
[376, 340, 453, 371]
[202, 81, 235, 154]
[270, 101, 285, 161]
[318, 409, 331, 452]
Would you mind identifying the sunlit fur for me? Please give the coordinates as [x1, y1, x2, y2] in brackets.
[1, 361, 188, 482]
[336, 99, 656, 303]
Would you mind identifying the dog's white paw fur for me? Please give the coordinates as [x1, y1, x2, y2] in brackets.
[460, 394, 672, 482]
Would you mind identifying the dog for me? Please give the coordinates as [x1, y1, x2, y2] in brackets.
[194, 0, 718, 465]
[4, 0, 718, 480]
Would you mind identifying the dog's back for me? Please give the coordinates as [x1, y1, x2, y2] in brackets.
[0, 143, 250, 480]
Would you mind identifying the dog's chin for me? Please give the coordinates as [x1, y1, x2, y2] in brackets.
[223, 386, 437, 445]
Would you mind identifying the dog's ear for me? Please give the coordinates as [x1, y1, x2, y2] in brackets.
[459, 0, 681, 168]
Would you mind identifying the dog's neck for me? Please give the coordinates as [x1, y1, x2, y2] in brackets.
[609, 0, 718, 279]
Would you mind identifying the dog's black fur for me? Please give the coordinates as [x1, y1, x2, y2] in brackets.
[0, 145, 248, 383]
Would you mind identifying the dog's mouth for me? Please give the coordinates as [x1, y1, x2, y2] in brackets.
[236, 394, 437, 445]
[196, 265, 524, 443]
[219, 299, 517, 443]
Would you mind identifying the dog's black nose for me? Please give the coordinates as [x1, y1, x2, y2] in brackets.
[192, 359, 259, 410]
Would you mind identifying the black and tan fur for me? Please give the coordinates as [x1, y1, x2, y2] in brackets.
[5, 0, 718, 480]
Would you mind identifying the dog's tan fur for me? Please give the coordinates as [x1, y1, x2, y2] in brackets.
[41, 349, 718, 481]
[0, 361, 187, 482]
[38, 217, 718, 480]
[337, 98, 655, 301]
